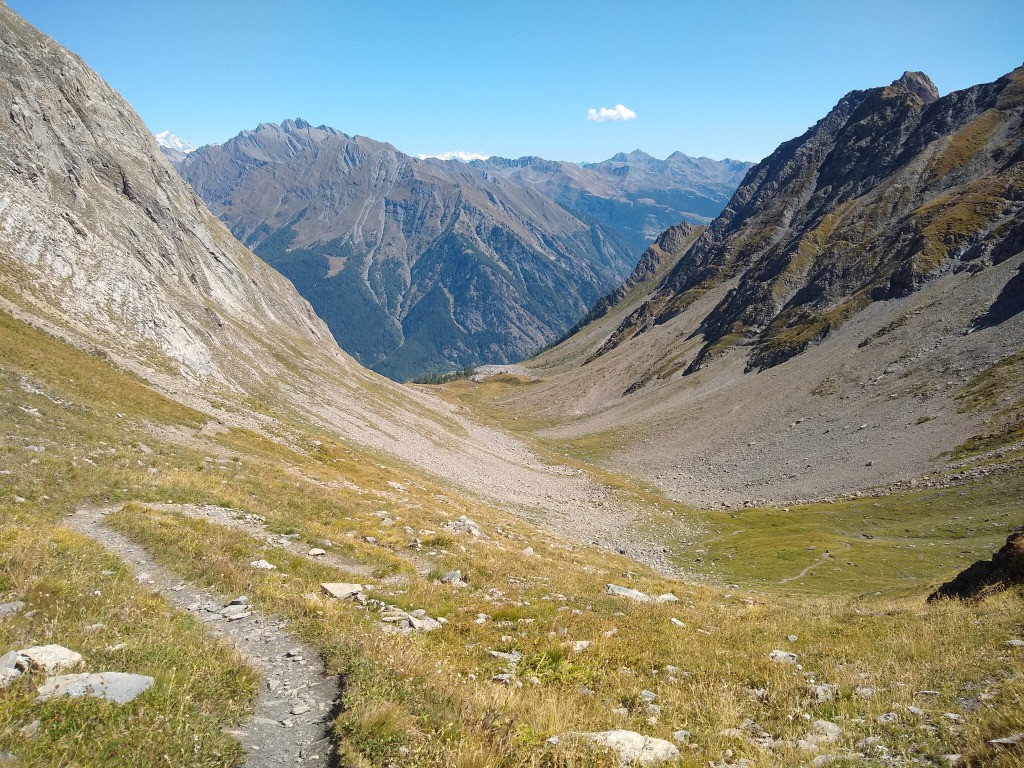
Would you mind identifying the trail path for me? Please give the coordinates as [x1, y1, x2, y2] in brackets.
[67, 505, 341, 768]
[780, 552, 834, 584]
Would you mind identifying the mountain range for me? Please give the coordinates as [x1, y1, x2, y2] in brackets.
[170, 123, 749, 380]
[496, 67, 1024, 505]
[3, 5, 1024, 765]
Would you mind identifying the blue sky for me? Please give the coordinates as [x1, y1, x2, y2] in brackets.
[9, 0, 1023, 163]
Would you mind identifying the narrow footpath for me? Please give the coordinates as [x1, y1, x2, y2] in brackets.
[67, 505, 342, 768]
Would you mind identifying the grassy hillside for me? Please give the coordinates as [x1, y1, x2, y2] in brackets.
[2, 312, 1023, 766]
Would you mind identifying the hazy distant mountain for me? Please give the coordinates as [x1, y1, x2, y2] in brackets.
[473, 151, 751, 252]
[176, 120, 641, 380]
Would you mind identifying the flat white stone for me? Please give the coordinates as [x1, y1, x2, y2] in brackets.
[35, 672, 154, 704]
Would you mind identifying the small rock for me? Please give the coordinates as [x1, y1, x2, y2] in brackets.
[291, 703, 310, 715]
[320, 582, 364, 601]
[769, 649, 798, 664]
[250, 559, 276, 570]
[654, 593, 679, 603]
[810, 720, 842, 744]
[670, 618, 685, 627]
[672, 730, 690, 743]
[988, 733, 1024, 747]
[878, 712, 898, 723]
[568, 640, 591, 654]
[308, 548, 326, 557]
[854, 686, 874, 698]
[35, 672, 154, 704]
[228, 596, 248, 606]
[554, 730, 680, 766]
[1006, 638, 1024, 648]
[812, 684, 837, 703]
[16, 645, 83, 674]
[907, 706, 924, 716]
[492, 673, 514, 684]
[640, 690, 657, 703]
[787, 634, 798, 642]
[605, 584, 651, 602]
[611, 707, 629, 716]
[943, 713, 962, 722]
[18, 720, 39, 740]
[444, 516, 487, 538]
[0, 602, 26, 619]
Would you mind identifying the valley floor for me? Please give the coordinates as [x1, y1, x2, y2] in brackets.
[1, 312, 1022, 767]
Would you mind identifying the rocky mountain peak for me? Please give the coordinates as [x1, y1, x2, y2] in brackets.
[889, 70, 939, 103]
[610, 149, 654, 163]
[594, 65, 1024, 376]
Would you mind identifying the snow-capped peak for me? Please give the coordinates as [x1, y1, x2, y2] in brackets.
[155, 130, 196, 154]
[417, 151, 490, 163]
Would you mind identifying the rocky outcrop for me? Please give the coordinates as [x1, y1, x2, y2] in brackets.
[602, 68, 1024, 373]
[928, 527, 1024, 601]
[0, 5, 345, 391]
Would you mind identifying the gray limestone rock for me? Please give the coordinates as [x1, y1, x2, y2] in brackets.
[35, 672, 154, 704]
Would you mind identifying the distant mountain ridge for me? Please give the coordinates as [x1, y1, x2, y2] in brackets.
[174, 120, 748, 380]
[472, 151, 750, 251]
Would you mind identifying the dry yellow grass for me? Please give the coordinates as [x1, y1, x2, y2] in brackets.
[1, 309, 1023, 766]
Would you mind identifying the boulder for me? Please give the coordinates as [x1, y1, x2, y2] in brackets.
[929, 528, 1024, 601]
[35, 672, 154, 704]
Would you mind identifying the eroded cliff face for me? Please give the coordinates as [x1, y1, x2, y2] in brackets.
[0, 6, 347, 391]
[602, 69, 1024, 374]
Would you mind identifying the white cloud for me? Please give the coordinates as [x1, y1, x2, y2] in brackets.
[586, 104, 637, 123]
